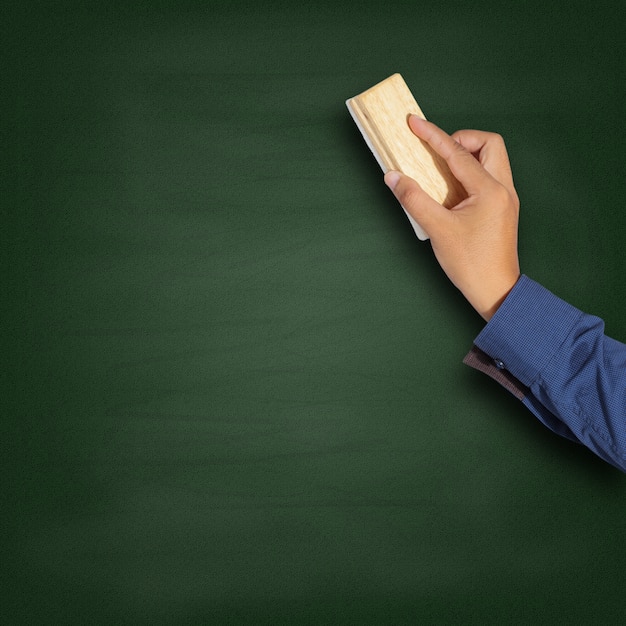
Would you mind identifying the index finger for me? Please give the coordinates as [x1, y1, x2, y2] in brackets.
[408, 115, 495, 196]
[451, 129, 516, 196]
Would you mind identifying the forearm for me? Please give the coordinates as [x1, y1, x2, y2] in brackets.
[467, 276, 626, 471]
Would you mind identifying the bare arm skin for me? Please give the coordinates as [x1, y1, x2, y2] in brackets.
[384, 115, 521, 321]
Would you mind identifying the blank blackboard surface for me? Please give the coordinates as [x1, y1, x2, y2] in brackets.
[5, 1, 626, 623]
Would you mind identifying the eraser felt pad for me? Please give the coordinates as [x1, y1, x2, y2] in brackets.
[346, 73, 466, 241]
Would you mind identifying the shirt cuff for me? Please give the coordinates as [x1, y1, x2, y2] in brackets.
[470, 275, 585, 388]
[463, 345, 528, 400]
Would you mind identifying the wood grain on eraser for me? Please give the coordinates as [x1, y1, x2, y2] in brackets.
[346, 74, 466, 240]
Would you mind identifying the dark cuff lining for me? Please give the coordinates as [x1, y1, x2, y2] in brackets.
[463, 346, 529, 401]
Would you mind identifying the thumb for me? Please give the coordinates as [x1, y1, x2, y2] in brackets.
[384, 170, 450, 238]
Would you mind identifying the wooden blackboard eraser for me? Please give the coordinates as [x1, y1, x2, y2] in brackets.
[346, 73, 466, 241]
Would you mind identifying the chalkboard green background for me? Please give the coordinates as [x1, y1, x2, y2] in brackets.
[4, 1, 626, 623]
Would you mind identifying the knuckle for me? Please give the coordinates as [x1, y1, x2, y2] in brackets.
[511, 189, 520, 211]
[492, 182, 518, 210]
[492, 182, 510, 202]
[489, 132, 508, 152]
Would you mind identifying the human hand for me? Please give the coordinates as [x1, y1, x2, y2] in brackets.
[384, 115, 521, 321]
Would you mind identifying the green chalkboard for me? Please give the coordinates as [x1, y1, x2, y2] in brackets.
[5, 1, 626, 623]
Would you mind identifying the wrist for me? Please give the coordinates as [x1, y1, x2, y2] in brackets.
[471, 273, 520, 322]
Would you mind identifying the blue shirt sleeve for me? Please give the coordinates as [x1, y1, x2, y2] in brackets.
[467, 275, 626, 472]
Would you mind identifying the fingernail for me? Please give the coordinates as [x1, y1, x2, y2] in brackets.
[384, 170, 401, 190]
